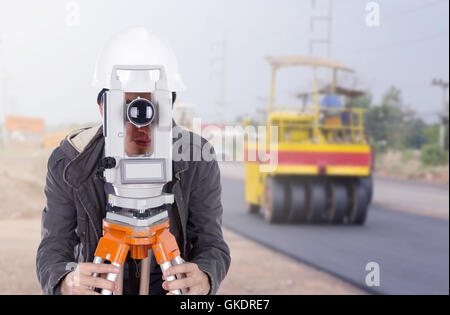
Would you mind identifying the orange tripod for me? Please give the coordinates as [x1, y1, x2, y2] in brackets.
[92, 211, 186, 295]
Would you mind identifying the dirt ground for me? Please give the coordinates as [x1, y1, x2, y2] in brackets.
[375, 150, 449, 184]
[0, 147, 364, 295]
[0, 147, 49, 219]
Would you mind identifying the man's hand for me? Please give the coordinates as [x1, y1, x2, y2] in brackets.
[162, 262, 210, 295]
[61, 263, 120, 295]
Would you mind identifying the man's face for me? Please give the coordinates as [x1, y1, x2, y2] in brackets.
[99, 92, 153, 157]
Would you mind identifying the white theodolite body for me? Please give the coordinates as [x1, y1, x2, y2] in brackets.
[102, 65, 174, 211]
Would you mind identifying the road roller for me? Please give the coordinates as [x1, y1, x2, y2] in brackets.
[244, 56, 373, 225]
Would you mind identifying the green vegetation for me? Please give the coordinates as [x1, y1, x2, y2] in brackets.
[347, 86, 449, 166]
[421, 144, 449, 166]
[347, 86, 448, 181]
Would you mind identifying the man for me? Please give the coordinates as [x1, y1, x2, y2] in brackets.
[320, 86, 343, 141]
[36, 27, 230, 295]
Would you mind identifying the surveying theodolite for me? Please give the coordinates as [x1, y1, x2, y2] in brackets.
[92, 65, 186, 295]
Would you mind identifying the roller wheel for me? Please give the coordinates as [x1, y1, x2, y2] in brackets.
[326, 180, 350, 224]
[264, 176, 289, 223]
[246, 203, 260, 214]
[348, 178, 370, 225]
[306, 179, 327, 223]
[287, 179, 308, 223]
[360, 176, 374, 205]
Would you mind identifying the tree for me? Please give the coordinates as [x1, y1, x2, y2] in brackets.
[363, 86, 418, 149]
[445, 125, 449, 151]
[345, 93, 373, 109]
[421, 144, 449, 166]
[404, 118, 428, 149]
[349, 86, 447, 153]
[423, 123, 440, 146]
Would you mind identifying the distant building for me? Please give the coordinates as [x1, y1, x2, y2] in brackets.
[3, 115, 45, 147]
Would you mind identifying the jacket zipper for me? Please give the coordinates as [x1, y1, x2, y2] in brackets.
[78, 195, 100, 242]
[171, 177, 187, 257]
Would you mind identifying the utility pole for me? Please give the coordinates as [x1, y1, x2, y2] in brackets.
[310, 0, 333, 59]
[210, 40, 227, 127]
[432, 79, 449, 150]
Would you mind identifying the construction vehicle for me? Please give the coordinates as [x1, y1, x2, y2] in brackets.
[244, 56, 373, 225]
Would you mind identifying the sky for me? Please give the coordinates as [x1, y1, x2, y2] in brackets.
[0, 0, 449, 126]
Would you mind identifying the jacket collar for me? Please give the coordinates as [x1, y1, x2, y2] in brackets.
[63, 126, 105, 189]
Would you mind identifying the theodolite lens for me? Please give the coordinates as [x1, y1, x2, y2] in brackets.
[127, 98, 155, 128]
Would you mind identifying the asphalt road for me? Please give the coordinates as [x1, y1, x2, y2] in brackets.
[373, 177, 449, 220]
[220, 177, 449, 295]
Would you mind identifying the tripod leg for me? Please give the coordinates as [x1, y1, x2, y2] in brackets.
[139, 252, 151, 295]
[90, 256, 106, 292]
[116, 265, 124, 295]
[93, 231, 129, 295]
[152, 228, 185, 295]
[92, 256, 105, 278]
[101, 262, 121, 295]
[159, 260, 181, 295]
[171, 256, 188, 294]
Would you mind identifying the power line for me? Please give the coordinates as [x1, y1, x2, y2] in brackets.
[341, 30, 449, 55]
[378, 0, 449, 26]
[395, 0, 447, 17]
[386, 30, 449, 48]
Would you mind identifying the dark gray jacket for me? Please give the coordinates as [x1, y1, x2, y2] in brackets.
[36, 126, 230, 295]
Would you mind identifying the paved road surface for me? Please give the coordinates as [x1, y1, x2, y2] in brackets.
[373, 177, 449, 219]
[221, 177, 449, 295]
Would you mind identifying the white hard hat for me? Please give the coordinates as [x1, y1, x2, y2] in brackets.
[92, 27, 186, 92]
